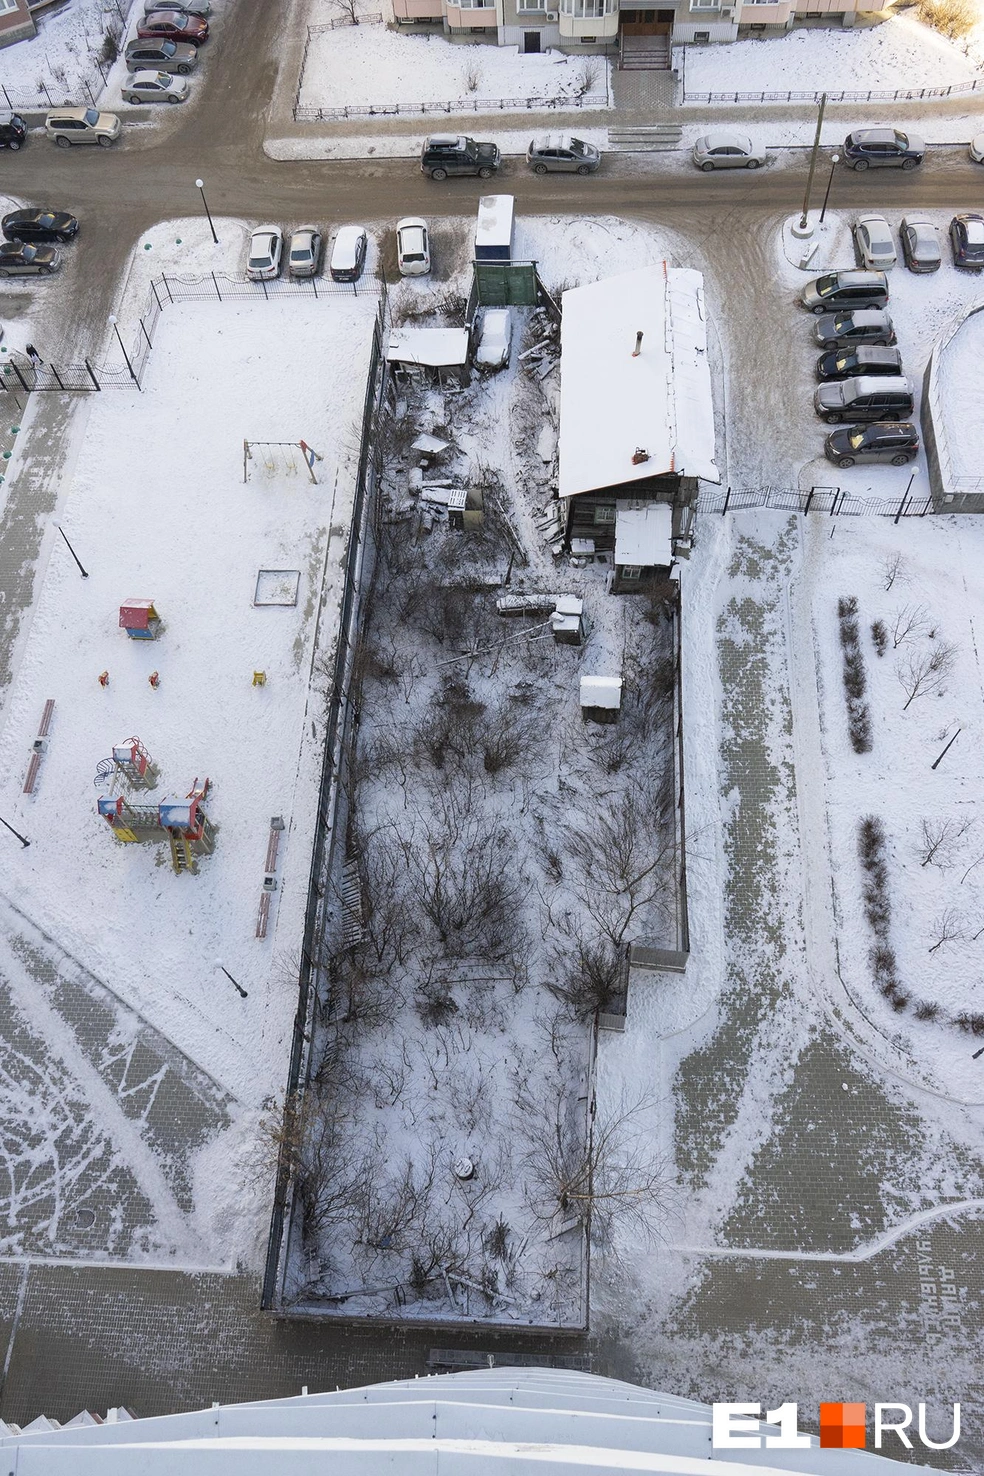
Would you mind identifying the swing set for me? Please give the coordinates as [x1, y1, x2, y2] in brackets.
[243, 439, 323, 485]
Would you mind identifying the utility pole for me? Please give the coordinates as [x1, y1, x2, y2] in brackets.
[797, 93, 827, 235]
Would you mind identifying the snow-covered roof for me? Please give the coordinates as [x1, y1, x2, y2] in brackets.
[0, 1369, 937, 1472]
[475, 195, 514, 250]
[386, 328, 469, 367]
[580, 675, 622, 709]
[558, 264, 720, 499]
[614, 501, 673, 567]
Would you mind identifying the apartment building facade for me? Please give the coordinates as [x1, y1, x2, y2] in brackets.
[394, 0, 857, 54]
[0, 0, 35, 48]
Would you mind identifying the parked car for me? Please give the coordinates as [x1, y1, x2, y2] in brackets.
[853, 214, 896, 270]
[815, 345, 903, 382]
[0, 112, 27, 150]
[949, 213, 984, 271]
[843, 128, 924, 170]
[136, 10, 208, 42]
[692, 129, 766, 171]
[45, 108, 121, 148]
[815, 375, 913, 424]
[246, 226, 282, 282]
[0, 242, 61, 276]
[970, 133, 984, 164]
[421, 135, 500, 180]
[812, 309, 896, 350]
[526, 134, 601, 175]
[395, 217, 430, 276]
[2, 209, 78, 245]
[475, 308, 512, 369]
[144, 0, 209, 13]
[801, 270, 889, 315]
[899, 215, 941, 273]
[123, 70, 189, 104]
[124, 38, 199, 74]
[287, 226, 322, 278]
[329, 225, 368, 282]
[824, 422, 919, 469]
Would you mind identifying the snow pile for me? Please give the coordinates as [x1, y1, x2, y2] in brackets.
[683, 12, 980, 96]
[298, 26, 610, 113]
[934, 304, 984, 487]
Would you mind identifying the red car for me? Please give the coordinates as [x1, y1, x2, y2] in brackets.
[137, 9, 208, 42]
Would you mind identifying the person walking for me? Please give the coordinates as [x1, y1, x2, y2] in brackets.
[25, 343, 42, 368]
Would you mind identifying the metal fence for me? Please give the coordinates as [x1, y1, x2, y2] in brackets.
[682, 75, 984, 106]
[295, 91, 608, 122]
[261, 305, 386, 1314]
[698, 484, 934, 517]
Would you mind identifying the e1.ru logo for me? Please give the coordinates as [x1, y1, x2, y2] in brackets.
[712, 1402, 961, 1452]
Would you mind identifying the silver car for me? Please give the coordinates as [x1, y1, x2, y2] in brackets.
[287, 226, 322, 278]
[899, 215, 941, 273]
[123, 69, 189, 104]
[692, 129, 766, 172]
[853, 214, 896, 271]
[526, 134, 601, 175]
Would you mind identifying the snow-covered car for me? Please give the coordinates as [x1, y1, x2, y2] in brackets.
[526, 135, 601, 175]
[0, 241, 61, 276]
[899, 216, 941, 274]
[287, 226, 322, 278]
[692, 130, 765, 172]
[475, 308, 512, 370]
[246, 226, 282, 282]
[123, 70, 189, 104]
[814, 375, 913, 425]
[950, 213, 984, 270]
[970, 133, 984, 164]
[853, 214, 896, 271]
[329, 225, 368, 282]
[843, 128, 924, 171]
[396, 217, 430, 276]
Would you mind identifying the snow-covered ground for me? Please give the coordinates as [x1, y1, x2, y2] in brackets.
[298, 23, 610, 114]
[682, 11, 981, 96]
[0, 265, 380, 1264]
[0, 0, 125, 107]
[936, 304, 984, 484]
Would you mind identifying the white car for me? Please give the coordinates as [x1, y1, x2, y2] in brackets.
[287, 226, 322, 278]
[692, 129, 766, 172]
[396, 216, 430, 276]
[122, 69, 189, 104]
[246, 226, 282, 282]
[970, 133, 984, 164]
[475, 308, 512, 369]
[853, 214, 896, 271]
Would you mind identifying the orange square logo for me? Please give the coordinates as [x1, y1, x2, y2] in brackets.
[820, 1403, 866, 1449]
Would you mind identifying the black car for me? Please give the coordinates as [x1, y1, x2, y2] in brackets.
[2, 208, 79, 245]
[843, 128, 924, 171]
[949, 213, 984, 271]
[421, 134, 500, 180]
[815, 345, 903, 382]
[812, 310, 896, 351]
[124, 37, 199, 74]
[0, 241, 61, 276]
[0, 111, 26, 150]
[824, 423, 919, 469]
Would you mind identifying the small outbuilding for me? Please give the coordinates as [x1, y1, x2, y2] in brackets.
[580, 674, 622, 724]
[386, 328, 470, 387]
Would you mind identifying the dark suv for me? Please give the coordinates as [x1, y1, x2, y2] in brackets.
[814, 375, 913, 424]
[421, 135, 500, 180]
[0, 112, 26, 150]
[813, 310, 896, 350]
[815, 345, 903, 382]
[843, 128, 924, 171]
[825, 423, 919, 469]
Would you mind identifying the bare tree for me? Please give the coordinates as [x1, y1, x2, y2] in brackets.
[881, 552, 909, 592]
[547, 934, 624, 1021]
[928, 908, 965, 954]
[563, 784, 675, 949]
[891, 603, 929, 649]
[919, 816, 974, 869]
[897, 640, 958, 710]
[332, 0, 362, 22]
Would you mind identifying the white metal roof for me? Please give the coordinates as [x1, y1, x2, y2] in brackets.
[614, 501, 673, 566]
[475, 195, 514, 249]
[580, 675, 622, 709]
[386, 328, 469, 367]
[558, 264, 720, 500]
[0, 1370, 937, 1473]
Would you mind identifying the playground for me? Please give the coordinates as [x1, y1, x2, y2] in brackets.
[0, 294, 379, 1265]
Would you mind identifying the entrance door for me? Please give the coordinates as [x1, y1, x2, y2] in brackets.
[620, 8, 657, 32]
[523, 28, 541, 51]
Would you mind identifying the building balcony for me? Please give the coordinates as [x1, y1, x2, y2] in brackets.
[393, 0, 444, 17]
[446, 2, 499, 25]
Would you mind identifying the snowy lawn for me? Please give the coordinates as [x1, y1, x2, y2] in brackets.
[298, 24, 610, 114]
[936, 305, 984, 484]
[0, 0, 130, 108]
[0, 290, 380, 1264]
[682, 13, 981, 96]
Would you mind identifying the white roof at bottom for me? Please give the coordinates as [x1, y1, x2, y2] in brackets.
[0, 1369, 937, 1474]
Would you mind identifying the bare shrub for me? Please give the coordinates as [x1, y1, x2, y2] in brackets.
[919, 816, 973, 870]
[914, 1001, 939, 1022]
[100, 25, 120, 64]
[897, 640, 958, 710]
[838, 597, 872, 753]
[416, 987, 459, 1027]
[478, 707, 540, 775]
[881, 552, 909, 592]
[563, 783, 675, 949]
[464, 63, 481, 92]
[871, 620, 888, 658]
[955, 1012, 984, 1036]
[915, 0, 976, 38]
[548, 936, 624, 1021]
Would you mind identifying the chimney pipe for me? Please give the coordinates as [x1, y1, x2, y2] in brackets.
[632, 331, 643, 357]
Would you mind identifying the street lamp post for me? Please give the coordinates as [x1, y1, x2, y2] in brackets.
[0, 815, 30, 847]
[215, 958, 248, 999]
[196, 178, 218, 245]
[56, 523, 89, 578]
[107, 314, 139, 389]
[819, 153, 840, 226]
